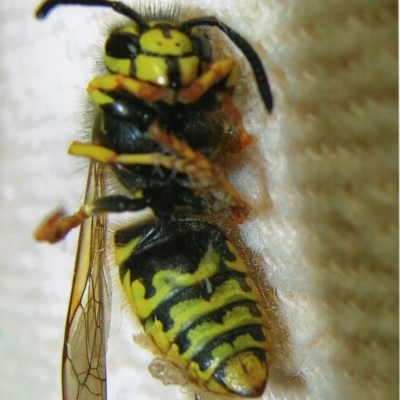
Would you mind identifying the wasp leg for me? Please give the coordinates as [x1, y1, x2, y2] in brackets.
[34, 186, 211, 244]
[88, 58, 239, 107]
[147, 123, 250, 221]
[68, 126, 250, 221]
[93, 190, 207, 214]
[217, 91, 254, 153]
[68, 141, 161, 166]
[177, 57, 238, 104]
[68, 141, 209, 175]
[69, 141, 188, 174]
[88, 74, 176, 105]
[34, 208, 89, 243]
[34, 195, 155, 244]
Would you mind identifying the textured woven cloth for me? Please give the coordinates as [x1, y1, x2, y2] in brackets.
[244, 1, 398, 399]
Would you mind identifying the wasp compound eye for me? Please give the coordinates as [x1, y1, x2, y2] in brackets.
[191, 33, 212, 62]
[106, 32, 139, 59]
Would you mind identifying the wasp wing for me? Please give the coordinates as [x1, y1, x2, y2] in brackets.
[62, 160, 110, 400]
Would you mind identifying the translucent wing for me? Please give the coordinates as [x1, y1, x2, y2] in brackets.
[62, 160, 110, 400]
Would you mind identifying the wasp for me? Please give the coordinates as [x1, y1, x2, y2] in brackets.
[34, 1, 273, 399]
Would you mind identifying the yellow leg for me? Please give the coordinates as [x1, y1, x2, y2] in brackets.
[177, 58, 238, 104]
[87, 75, 176, 105]
[68, 127, 250, 221]
[69, 141, 182, 169]
[147, 123, 250, 222]
[88, 59, 239, 107]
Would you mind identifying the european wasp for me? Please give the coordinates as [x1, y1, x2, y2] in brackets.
[34, 1, 273, 399]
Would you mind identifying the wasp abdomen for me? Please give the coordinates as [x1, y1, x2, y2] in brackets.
[116, 218, 268, 397]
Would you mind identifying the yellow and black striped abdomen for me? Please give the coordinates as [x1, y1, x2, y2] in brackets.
[116, 218, 268, 398]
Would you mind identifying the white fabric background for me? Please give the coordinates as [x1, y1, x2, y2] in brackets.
[0, 0, 397, 400]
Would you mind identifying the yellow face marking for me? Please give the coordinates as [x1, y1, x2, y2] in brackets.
[135, 55, 169, 86]
[104, 54, 131, 76]
[140, 28, 192, 56]
[178, 56, 200, 86]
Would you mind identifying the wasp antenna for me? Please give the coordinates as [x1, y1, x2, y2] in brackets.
[36, 0, 147, 28]
[181, 16, 273, 112]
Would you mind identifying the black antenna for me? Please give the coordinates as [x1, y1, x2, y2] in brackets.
[36, 0, 147, 29]
[181, 17, 273, 112]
